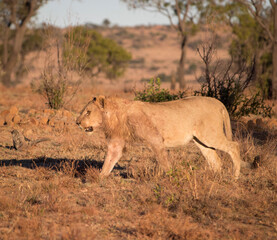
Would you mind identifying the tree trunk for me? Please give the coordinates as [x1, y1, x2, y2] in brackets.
[1, 0, 37, 86]
[2, 54, 18, 86]
[2, 26, 26, 86]
[177, 35, 187, 89]
[273, 3, 277, 99]
[2, 28, 9, 66]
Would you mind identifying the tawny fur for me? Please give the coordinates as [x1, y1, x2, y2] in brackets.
[76, 96, 251, 178]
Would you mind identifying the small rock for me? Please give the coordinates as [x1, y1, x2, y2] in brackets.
[13, 115, 21, 124]
[11, 130, 26, 150]
[48, 118, 55, 127]
[0, 110, 9, 119]
[5, 113, 15, 125]
[40, 117, 49, 125]
[23, 129, 33, 139]
[30, 117, 38, 126]
[9, 106, 18, 115]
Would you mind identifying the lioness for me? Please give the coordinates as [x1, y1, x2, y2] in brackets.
[77, 96, 250, 178]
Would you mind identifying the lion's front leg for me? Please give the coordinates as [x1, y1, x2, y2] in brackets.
[100, 138, 125, 176]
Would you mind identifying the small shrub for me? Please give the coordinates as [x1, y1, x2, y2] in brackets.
[32, 26, 83, 110]
[236, 92, 273, 118]
[134, 77, 187, 102]
[36, 69, 67, 110]
[194, 42, 272, 118]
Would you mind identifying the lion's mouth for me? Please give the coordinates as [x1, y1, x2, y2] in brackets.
[85, 126, 93, 132]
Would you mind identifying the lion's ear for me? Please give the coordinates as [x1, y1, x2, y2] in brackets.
[95, 95, 105, 109]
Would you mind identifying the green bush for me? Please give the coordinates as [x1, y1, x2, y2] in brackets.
[63, 26, 131, 79]
[134, 78, 186, 102]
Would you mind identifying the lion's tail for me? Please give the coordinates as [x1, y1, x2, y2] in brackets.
[222, 106, 232, 141]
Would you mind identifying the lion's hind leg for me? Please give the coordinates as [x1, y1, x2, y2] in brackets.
[193, 139, 222, 174]
[217, 140, 241, 179]
[202, 137, 242, 179]
[193, 132, 242, 179]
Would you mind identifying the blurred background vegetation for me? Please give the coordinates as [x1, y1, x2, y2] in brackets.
[0, 0, 276, 114]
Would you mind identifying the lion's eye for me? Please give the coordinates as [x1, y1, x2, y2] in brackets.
[86, 111, 91, 116]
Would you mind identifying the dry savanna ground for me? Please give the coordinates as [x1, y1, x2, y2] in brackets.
[0, 25, 277, 239]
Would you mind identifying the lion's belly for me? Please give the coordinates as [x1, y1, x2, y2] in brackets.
[160, 127, 193, 148]
[163, 137, 191, 148]
[144, 109, 195, 148]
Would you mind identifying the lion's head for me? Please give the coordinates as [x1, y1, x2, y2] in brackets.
[76, 96, 105, 133]
[77, 96, 134, 139]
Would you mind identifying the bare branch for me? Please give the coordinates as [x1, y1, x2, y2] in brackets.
[269, 0, 275, 8]
[10, 1, 17, 27]
[175, 0, 183, 31]
[154, 4, 178, 31]
[183, 0, 192, 24]
[20, 0, 37, 28]
[238, 0, 274, 41]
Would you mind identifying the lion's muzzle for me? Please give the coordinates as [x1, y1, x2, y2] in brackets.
[76, 121, 93, 132]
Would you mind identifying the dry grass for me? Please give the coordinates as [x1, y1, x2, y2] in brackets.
[1, 18, 277, 236]
[0, 23, 276, 239]
[0, 141, 276, 239]
[0, 86, 276, 239]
